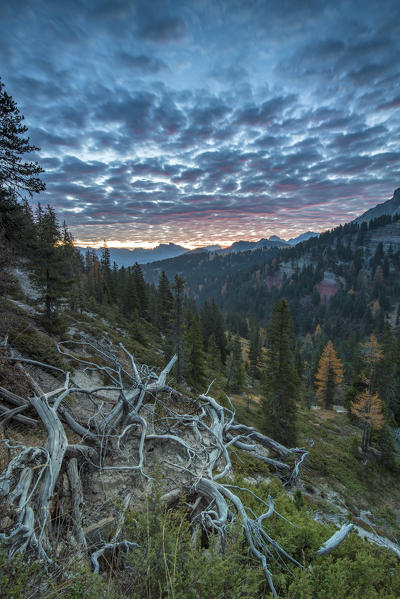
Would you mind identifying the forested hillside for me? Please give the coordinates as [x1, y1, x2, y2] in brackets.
[1, 79, 400, 599]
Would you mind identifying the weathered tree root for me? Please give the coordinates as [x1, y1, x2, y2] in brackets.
[0, 338, 351, 596]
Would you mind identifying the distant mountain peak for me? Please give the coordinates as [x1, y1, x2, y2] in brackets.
[354, 187, 400, 225]
[287, 231, 319, 245]
[77, 242, 188, 267]
[268, 235, 287, 243]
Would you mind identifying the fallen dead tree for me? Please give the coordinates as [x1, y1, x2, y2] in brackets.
[0, 337, 352, 597]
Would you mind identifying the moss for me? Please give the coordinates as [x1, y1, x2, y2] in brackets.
[8, 328, 67, 370]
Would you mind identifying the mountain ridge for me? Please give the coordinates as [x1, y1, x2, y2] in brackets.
[77, 232, 319, 266]
[354, 188, 400, 225]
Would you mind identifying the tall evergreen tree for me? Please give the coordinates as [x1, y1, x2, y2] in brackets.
[173, 275, 185, 383]
[184, 311, 206, 386]
[31, 204, 71, 329]
[157, 271, 174, 334]
[227, 334, 246, 392]
[206, 332, 221, 370]
[131, 262, 148, 317]
[85, 249, 104, 305]
[100, 240, 114, 303]
[200, 299, 227, 364]
[60, 220, 82, 311]
[0, 189, 35, 293]
[249, 326, 262, 378]
[0, 78, 45, 197]
[263, 299, 299, 446]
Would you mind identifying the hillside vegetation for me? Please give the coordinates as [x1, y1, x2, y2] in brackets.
[1, 77, 400, 598]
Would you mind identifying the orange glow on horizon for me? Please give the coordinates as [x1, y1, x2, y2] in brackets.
[73, 223, 330, 251]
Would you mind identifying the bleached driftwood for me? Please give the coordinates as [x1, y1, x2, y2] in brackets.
[0, 336, 323, 596]
[317, 523, 353, 556]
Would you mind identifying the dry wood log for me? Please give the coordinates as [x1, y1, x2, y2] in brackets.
[0, 337, 350, 597]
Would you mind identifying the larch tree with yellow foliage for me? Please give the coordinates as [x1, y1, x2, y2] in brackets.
[351, 334, 385, 459]
[351, 391, 384, 459]
[315, 341, 343, 408]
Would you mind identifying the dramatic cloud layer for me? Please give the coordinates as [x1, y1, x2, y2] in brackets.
[1, 0, 400, 247]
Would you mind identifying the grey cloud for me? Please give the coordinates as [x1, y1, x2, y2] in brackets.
[235, 95, 297, 127]
[210, 64, 249, 84]
[117, 52, 168, 73]
[137, 17, 187, 43]
[329, 125, 388, 153]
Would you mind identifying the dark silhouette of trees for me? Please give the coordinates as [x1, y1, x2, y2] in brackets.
[263, 299, 299, 446]
[157, 271, 174, 334]
[173, 275, 185, 383]
[184, 311, 206, 386]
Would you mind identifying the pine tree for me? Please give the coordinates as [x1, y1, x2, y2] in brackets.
[315, 341, 343, 408]
[184, 312, 206, 386]
[249, 326, 262, 378]
[100, 240, 114, 303]
[31, 204, 72, 330]
[157, 271, 174, 334]
[206, 332, 221, 370]
[200, 299, 227, 365]
[60, 220, 82, 312]
[131, 262, 148, 317]
[0, 189, 34, 248]
[85, 249, 104, 305]
[263, 299, 299, 446]
[0, 79, 45, 197]
[173, 275, 185, 383]
[376, 327, 400, 425]
[0, 189, 35, 293]
[211, 299, 228, 365]
[227, 334, 246, 392]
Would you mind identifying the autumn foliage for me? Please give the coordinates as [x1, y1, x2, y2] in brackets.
[351, 334, 385, 458]
[351, 391, 385, 430]
[315, 340, 343, 408]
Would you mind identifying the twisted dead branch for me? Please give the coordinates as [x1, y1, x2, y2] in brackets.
[0, 337, 349, 596]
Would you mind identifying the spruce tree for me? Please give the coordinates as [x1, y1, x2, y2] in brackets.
[249, 326, 262, 378]
[200, 299, 227, 364]
[211, 299, 228, 365]
[85, 249, 104, 305]
[207, 332, 221, 370]
[31, 204, 72, 330]
[100, 240, 114, 303]
[0, 78, 45, 197]
[263, 299, 299, 446]
[173, 275, 185, 383]
[227, 334, 246, 392]
[184, 312, 206, 386]
[157, 271, 174, 334]
[131, 262, 148, 318]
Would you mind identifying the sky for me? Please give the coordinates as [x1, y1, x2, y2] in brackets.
[1, 0, 400, 248]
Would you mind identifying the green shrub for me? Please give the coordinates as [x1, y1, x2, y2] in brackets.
[9, 328, 67, 370]
[230, 447, 270, 478]
[0, 545, 43, 599]
[120, 483, 263, 599]
[294, 489, 305, 511]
